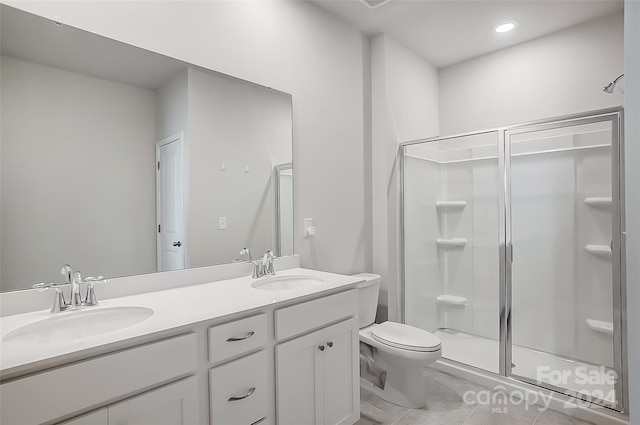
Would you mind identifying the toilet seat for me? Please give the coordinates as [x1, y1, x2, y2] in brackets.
[371, 321, 441, 352]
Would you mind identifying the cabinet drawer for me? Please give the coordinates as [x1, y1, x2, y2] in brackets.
[208, 313, 267, 364]
[1, 333, 197, 425]
[275, 289, 357, 340]
[209, 351, 268, 425]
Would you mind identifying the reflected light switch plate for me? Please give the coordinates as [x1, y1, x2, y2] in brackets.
[219, 217, 227, 230]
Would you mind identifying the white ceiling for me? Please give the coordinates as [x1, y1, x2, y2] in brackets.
[312, 0, 624, 68]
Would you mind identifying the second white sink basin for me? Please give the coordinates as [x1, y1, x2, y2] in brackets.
[251, 275, 323, 291]
[2, 306, 154, 344]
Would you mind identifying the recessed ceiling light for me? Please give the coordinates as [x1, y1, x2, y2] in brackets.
[494, 21, 518, 34]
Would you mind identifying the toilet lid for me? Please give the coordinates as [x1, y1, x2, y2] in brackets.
[371, 322, 441, 352]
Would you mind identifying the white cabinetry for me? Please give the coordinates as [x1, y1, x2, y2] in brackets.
[59, 409, 108, 425]
[208, 313, 267, 364]
[60, 377, 197, 425]
[1, 281, 359, 425]
[109, 377, 198, 425]
[1, 333, 197, 425]
[276, 317, 359, 425]
[210, 350, 268, 425]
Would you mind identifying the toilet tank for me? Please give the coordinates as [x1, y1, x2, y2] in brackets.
[352, 273, 381, 328]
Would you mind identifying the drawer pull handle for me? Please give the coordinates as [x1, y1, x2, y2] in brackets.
[327, 341, 334, 348]
[227, 331, 255, 342]
[251, 417, 267, 425]
[228, 387, 256, 402]
[318, 345, 325, 351]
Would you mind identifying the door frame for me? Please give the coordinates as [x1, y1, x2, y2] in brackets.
[504, 111, 626, 412]
[398, 107, 627, 414]
[156, 132, 187, 272]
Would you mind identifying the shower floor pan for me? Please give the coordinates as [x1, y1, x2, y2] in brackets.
[434, 328, 616, 404]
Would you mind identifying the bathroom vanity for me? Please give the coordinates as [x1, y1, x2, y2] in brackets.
[0, 266, 362, 425]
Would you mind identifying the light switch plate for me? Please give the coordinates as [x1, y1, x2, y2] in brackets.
[219, 217, 227, 230]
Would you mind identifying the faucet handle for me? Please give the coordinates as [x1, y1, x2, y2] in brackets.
[33, 282, 54, 291]
[84, 275, 108, 282]
[33, 282, 64, 292]
[61, 264, 73, 284]
[239, 248, 253, 262]
[32, 283, 68, 313]
[262, 250, 275, 261]
[82, 276, 109, 306]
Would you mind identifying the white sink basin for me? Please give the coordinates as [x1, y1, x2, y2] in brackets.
[2, 306, 154, 344]
[250, 275, 323, 291]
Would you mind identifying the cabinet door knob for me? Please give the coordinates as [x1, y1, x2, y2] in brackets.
[318, 345, 325, 351]
[228, 387, 256, 402]
[172, 241, 182, 247]
[327, 341, 334, 348]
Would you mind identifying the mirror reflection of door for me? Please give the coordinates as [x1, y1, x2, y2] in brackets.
[156, 134, 185, 271]
[275, 163, 294, 257]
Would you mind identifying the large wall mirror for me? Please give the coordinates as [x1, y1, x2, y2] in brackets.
[0, 5, 294, 292]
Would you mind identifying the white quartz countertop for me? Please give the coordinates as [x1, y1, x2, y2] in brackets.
[0, 268, 363, 378]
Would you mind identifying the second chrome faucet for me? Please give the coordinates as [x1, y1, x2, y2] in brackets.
[33, 264, 109, 313]
[240, 248, 276, 278]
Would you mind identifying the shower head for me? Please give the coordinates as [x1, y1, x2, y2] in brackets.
[603, 74, 624, 94]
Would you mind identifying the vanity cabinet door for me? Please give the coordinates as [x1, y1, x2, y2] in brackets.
[58, 408, 108, 425]
[276, 326, 324, 425]
[322, 317, 359, 425]
[275, 317, 359, 425]
[108, 376, 198, 425]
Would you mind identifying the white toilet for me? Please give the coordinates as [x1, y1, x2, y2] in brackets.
[355, 273, 442, 408]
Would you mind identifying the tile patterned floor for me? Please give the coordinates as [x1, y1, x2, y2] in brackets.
[356, 368, 596, 425]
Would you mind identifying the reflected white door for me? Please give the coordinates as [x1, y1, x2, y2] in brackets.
[156, 135, 185, 272]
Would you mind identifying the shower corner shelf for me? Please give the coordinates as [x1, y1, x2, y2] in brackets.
[584, 197, 612, 207]
[586, 319, 614, 336]
[436, 295, 467, 307]
[436, 238, 467, 248]
[585, 244, 612, 258]
[435, 200, 467, 210]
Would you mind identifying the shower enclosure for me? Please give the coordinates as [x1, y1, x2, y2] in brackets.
[400, 108, 626, 413]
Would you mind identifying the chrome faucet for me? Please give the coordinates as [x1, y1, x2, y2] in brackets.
[239, 248, 253, 262]
[33, 264, 109, 313]
[261, 250, 276, 276]
[251, 250, 276, 278]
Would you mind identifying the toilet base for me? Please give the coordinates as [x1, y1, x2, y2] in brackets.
[360, 374, 427, 408]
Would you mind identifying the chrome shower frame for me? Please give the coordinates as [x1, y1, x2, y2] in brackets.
[398, 107, 627, 418]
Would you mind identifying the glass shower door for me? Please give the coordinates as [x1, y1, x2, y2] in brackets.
[402, 131, 501, 373]
[507, 115, 623, 409]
